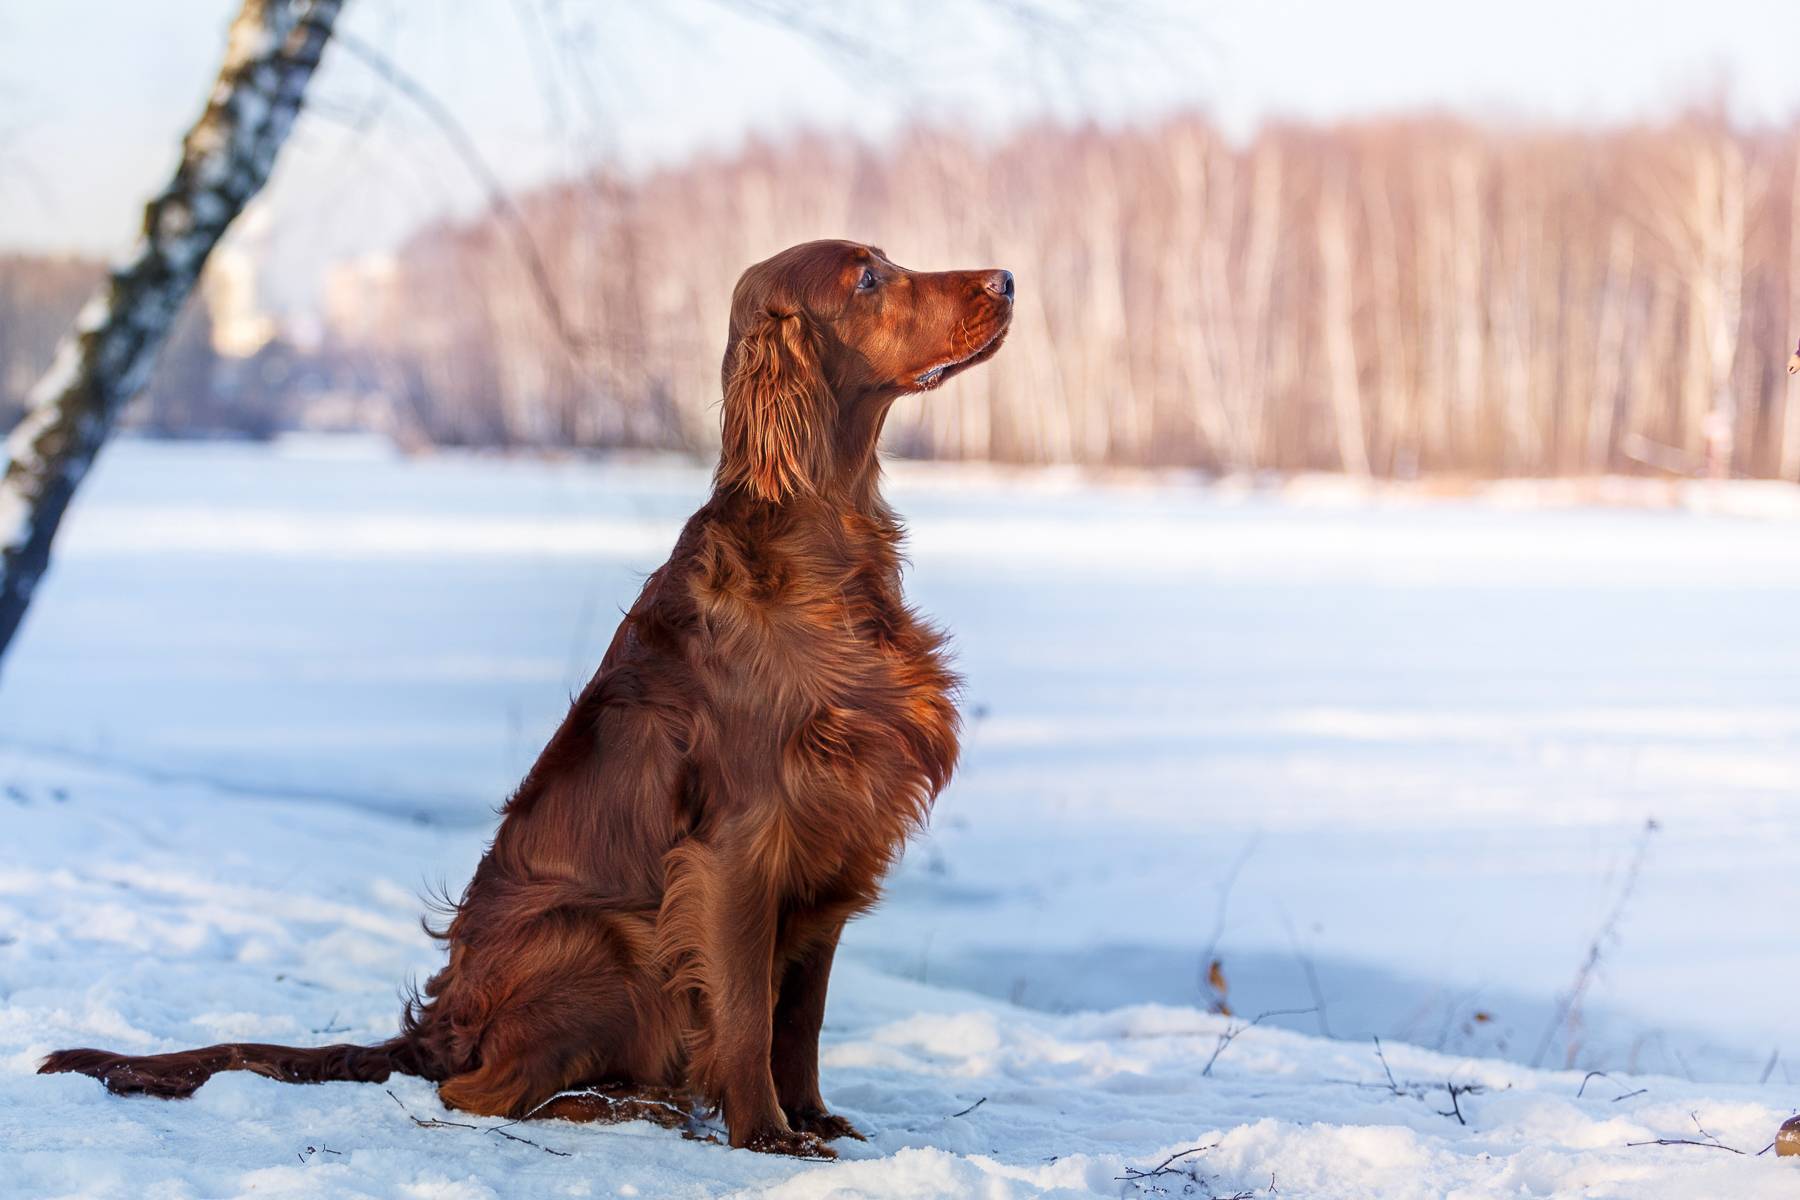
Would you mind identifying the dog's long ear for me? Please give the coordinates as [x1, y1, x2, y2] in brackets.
[718, 308, 832, 503]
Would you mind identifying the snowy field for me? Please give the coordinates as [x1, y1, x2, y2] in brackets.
[3, 437, 1800, 1198]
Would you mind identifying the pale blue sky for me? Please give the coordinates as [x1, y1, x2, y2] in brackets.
[3, 0, 1796, 297]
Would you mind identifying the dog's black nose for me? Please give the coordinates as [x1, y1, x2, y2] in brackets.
[986, 270, 1014, 301]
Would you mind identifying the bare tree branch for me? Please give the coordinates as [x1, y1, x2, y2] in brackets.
[331, 29, 596, 359]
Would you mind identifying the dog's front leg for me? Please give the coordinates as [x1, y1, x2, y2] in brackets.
[679, 841, 834, 1158]
[772, 913, 863, 1141]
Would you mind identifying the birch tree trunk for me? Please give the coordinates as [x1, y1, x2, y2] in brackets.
[1588, 227, 1635, 469]
[1317, 170, 1372, 477]
[0, 0, 342, 669]
[1699, 139, 1746, 479]
[1785, 150, 1800, 481]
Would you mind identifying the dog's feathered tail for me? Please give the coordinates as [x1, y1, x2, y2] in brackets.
[38, 1036, 424, 1098]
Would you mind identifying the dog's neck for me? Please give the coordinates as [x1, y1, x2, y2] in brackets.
[826, 390, 903, 513]
[709, 387, 905, 519]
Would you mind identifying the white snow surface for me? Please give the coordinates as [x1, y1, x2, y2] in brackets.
[3, 439, 1800, 1198]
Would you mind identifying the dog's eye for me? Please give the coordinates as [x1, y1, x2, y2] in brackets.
[857, 268, 879, 291]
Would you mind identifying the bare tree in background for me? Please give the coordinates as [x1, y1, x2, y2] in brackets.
[338, 110, 1800, 480]
[1316, 166, 1372, 477]
[0, 0, 343, 672]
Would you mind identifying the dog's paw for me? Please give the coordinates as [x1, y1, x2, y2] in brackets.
[788, 1106, 866, 1142]
[741, 1125, 838, 1159]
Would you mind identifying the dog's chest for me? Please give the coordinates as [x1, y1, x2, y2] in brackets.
[701, 570, 958, 866]
[688, 515, 961, 825]
[778, 574, 958, 773]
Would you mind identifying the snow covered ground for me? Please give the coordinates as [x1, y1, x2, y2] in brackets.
[3, 438, 1800, 1198]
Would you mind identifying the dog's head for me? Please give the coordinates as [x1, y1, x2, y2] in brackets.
[717, 240, 1013, 503]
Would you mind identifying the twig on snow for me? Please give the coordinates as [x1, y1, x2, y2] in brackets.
[1626, 1111, 1750, 1155]
[388, 1089, 476, 1131]
[1625, 1137, 1744, 1154]
[1372, 1036, 1400, 1093]
[1201, 1008, 1317, 1076]
[387, 1088, 570, 1156]
[1576, 1068, 1650, 1103]
[482, 1119, 572, 1156]
[310, 1012, 352, 1036]
[1575, 1070, 1612, 1098]
[1440, 1082, 1476, 1126]
[948, 1096, 987, 1119]
[1328, 1066, 1494, 1129]
[1115, 1143, 1215, 1181]
[1687, 1111, 1730, 1150]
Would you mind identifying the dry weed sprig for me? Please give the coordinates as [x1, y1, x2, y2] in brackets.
[1531, 818, 1659, 1069]
[1201, 1007, 1318, 1076]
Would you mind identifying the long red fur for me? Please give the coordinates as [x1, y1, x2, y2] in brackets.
[41, 240, 1014, 1157]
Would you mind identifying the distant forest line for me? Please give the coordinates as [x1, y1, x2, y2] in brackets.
[7, 109, 1800, 478]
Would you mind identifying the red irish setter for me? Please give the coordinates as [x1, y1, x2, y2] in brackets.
[41, 240, 1014, 1158]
